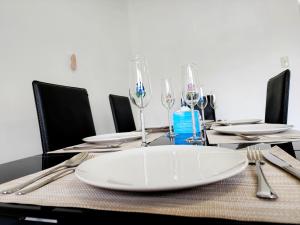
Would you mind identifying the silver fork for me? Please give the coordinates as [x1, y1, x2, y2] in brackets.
[1, 152, 88, 194]
[247, 146, 278, 199]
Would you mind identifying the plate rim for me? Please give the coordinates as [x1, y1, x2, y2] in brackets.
[217, 118, 262, 125]
[75, 145, 248, 192]
[213, 123, 291, 135]
[83, 131, 142, 143]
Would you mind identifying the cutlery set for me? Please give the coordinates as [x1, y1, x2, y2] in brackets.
[247, 146, 300, 200]
[16, 168, 75, 195]
[1, 152, 88, 195]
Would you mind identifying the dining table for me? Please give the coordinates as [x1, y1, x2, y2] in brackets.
[0, 131, 299, 225]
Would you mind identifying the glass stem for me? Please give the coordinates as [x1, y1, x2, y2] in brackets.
[191, 104, 197, 140]
[168, 108, 173, 137]
[140, 108, 147, 146]
[201, 105, 207, 142]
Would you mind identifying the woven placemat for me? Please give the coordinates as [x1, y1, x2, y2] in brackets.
[49, 132, 164, 154]
[0, 146, 299, 224]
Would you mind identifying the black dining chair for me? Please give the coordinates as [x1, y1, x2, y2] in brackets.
[109, 94, 136, 133]
[265, 69, 290, 124]
[264, 69, 295, 157]
[32, 81, 96, 153]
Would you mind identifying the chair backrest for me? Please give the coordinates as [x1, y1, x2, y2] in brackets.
[32, 81, 96, 153]
[109, 94, 136, 133]
[265, 69, 290, 124]
[204, 95, 216, 121]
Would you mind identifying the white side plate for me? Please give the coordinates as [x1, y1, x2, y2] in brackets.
[75, 145, 247, 192]
[216, 119, 261, 126]
[213, 123, 291, 135]
[83, 132, 142, 144]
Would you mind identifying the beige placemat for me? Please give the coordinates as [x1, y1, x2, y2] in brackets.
[0, 146, 300, 224]
[207, 129, 300, 144]
[49, 132, 164, 154]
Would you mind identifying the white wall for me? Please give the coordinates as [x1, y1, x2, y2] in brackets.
[0, 0, 131, 163]
[1, 0, 300, 164]
[128, 0, 300, 129]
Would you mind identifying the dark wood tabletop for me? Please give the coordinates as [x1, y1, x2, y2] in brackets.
[0, 135, 298, 225]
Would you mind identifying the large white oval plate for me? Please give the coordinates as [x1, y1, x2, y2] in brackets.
[75, 145, 248, 192]
[213, 123, 291, 135]
[83, 131, 142, 144]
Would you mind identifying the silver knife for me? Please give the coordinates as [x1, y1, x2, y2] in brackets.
[263, 152, 300, 180]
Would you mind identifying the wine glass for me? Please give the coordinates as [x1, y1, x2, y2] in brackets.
[129, 56, 152, 147]
[197, 90, 208, 142]
[197, 90, 208, 120]
[210, 94, 216, 110]
[182, 64, 201, 144]
[161, 78, 176, 138]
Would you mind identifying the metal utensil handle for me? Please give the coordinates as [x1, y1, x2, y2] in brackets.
[284, 165, 300, 180]
[64, 145, 121, 150]
[16, 168, 74, 195]
[235, 133, 259, 141]
[1, 165, 65, 194]
[255, 161, 278, 199]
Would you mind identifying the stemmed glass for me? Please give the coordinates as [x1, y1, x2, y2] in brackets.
[161, 78, 176, 137]
[197, 90, 208, 142]
[197, 90, 208, 123]
[182, 64, 201, 144]
[210, 94, 216, 110]
[129, 56, 152, 147]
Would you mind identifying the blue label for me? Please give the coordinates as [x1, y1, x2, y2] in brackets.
[173, 110, 201, 134]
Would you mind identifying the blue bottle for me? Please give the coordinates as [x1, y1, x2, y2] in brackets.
[173, 106, 201, 134]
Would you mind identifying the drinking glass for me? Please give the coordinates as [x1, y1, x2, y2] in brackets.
[197, 90, 208, 142]
[210, 94, 216, 110]
[161, 78, 176, 137]
[182, 64, 201, 144]
[129, 56, 152, 146]
[197, 90, 208, 120]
